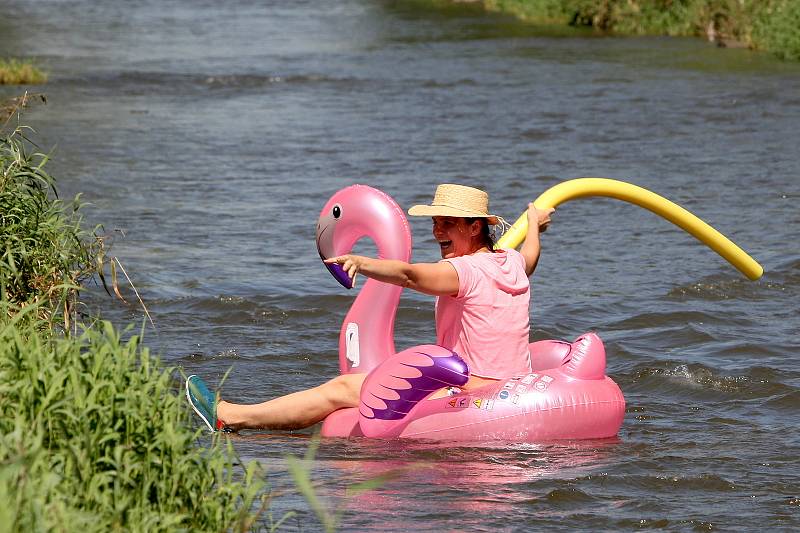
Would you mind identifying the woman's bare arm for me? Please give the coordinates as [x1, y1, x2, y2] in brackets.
[324, 255, 460, 296]
[520, 204, 554, 276]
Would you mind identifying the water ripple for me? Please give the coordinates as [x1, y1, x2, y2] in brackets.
[623, 361, 796, 400]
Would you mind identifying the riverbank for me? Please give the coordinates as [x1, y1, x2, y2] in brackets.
[0, 121, 268, 530]
[443, 0, 800, 60]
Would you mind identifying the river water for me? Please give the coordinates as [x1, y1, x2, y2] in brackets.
[3, 0, 799, 530]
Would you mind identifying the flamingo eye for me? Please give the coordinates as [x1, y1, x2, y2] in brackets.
[332, 204, 342, 219]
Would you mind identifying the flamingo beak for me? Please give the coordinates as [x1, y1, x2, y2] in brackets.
[323, 256, 354, 289]
[316, 222, 354, 289]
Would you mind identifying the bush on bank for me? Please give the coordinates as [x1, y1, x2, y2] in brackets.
[478, 0, 800, 61]
[0, 124, 268, 531]
[0, 59, 47, 85]
[751, 0, 800, 61]
[0, 126, 97, 329]
[0, 314, 267, 531]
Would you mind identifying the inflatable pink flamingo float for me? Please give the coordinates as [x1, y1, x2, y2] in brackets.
[315, 184, 625, 441]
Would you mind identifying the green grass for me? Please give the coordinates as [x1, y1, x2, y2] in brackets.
[0, 126, 100, 330]
[0, 308, 271, 531]
[752, 0, 800, 61]
[476, 0, 800, 60]
[0, 59, 47, 85]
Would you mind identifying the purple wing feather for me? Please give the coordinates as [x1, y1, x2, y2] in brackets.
[360, 346, 469, 421]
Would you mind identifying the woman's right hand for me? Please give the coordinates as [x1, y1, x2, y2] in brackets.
[324, 254, 367, 282]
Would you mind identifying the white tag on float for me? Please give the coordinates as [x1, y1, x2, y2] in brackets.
[345, 322, 360, 368]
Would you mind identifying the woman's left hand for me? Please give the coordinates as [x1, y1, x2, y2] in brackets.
[527, 203, 555, 232]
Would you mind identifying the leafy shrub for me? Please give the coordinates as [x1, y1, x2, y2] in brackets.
[0, 309, 269, 531]
[0, 126, 99, 329]
[752, 0, 800, 61]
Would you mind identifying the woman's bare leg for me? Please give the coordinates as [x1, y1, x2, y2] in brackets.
[217, 373, 366, 431]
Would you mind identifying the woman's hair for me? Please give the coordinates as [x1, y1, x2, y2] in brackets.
[465, 217, 495, 250]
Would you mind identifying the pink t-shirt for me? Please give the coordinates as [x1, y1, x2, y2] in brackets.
[436, 249, 532, 379]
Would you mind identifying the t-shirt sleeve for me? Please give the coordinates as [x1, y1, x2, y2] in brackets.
[510, 249, 527, 275]
[442, 256, 477, 299]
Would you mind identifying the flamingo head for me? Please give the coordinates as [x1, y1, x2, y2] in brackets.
[316, 184, 412, 289]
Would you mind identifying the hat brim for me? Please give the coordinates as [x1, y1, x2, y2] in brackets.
[408, 204, 499, 226]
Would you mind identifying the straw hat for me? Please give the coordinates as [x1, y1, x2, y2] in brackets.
[408, 184, 500, 225]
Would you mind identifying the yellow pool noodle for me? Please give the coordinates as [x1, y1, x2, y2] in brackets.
[495, 177, 763, 280]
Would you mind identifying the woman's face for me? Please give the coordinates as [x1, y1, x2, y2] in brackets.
[432, 216, 479, 259]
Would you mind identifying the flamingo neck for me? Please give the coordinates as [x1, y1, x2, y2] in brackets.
[339, 277, 402, 375]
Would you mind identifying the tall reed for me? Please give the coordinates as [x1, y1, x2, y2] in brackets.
[0, 126, 99, 329]
[0, 308, 269, 531]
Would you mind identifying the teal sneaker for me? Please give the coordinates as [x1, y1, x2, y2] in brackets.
[186, 375, 221, 432]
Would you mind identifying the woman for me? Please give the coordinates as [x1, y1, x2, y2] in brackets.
[186, 184, 553, 432]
